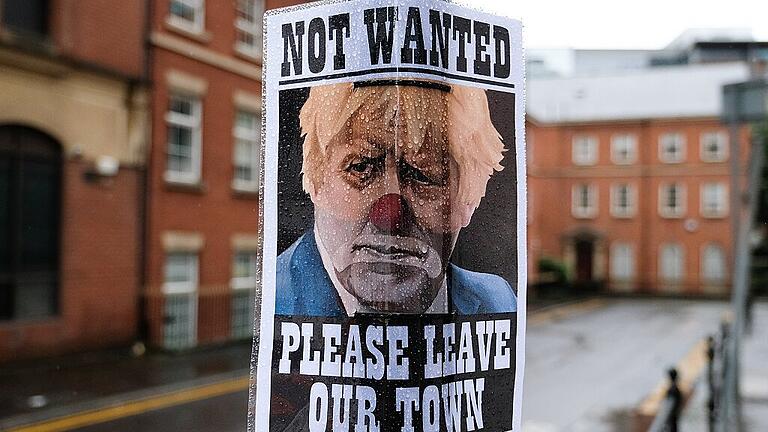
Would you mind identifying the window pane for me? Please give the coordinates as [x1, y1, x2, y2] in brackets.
[237, 0, 255, 22]
[234, 139, 254, 181]
[165, 254, 193, 283]
[234, 253, 256, 279]
[661, 245, 684, 280]
[703, 245, 726, 282]
[167, 125, 194, 173]
[231, 289, 254, 339]
[611, 244, 634, 279]
[170, 96, 194, 116]
[170, 0, 196, 22]
[1, 0, 49, 36]
[20, 159, 59, 270]
[236, 111, 258, 132]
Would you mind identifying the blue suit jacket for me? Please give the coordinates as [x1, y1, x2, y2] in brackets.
[275, 231, 517, 316]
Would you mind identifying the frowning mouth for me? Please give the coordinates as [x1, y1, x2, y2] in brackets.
[353, 243, 425, 259]
[334, 234, 443, 278]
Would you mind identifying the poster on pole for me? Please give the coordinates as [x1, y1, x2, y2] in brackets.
[251, 1, 526, 431]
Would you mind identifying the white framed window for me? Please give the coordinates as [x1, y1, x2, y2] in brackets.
[162, 252, 199, 350]
[659, 132, 686, 163]
[610, 183, 636, 218]
[700, 131, 728, 162]
[572, 183, 597, 218]
[659, 243, 685, 281]
[163, 252, 199, 294]
[231, 251, 259, 339]
[572, 135, 598, 166]
[610, 133, 637, 165]
[235, 0, 265, 57]
[165, 93, 202, 184]
[231, 251, 259, 290]
[610, 242, 635, 280]
[659, 182, 686, 218]
[169, 0, 205, 33]
[700, 182, 728, 218]
[701, 243, 727, 283]
[232, 110, 261, 192]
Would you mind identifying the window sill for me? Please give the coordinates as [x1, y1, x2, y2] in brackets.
[234, 45, 263, 65]
[659, 213, 685, 219]
[571, 213, 597, 219]
[610, 213, 636, 219]
[611, 160, 636, 166]
[164, 17, 212, 43]
[165, 179, 207, 194]
[701, 213, 728, 219]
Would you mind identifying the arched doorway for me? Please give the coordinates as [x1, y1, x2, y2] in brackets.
[0, 125, 61, 320]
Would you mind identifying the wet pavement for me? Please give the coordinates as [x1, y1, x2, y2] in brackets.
[0, 299, 739, 431]
[0, 342, 252, 429]
[521, 298, 729, 432]
[73, 391, 248, 432]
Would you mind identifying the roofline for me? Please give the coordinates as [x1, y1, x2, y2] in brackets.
[525, 114, 723, 127]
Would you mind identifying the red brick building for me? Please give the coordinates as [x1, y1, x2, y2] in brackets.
[527, 63, 753, 295]
[0, 0, 148, 361]
[144, 0, 304, 350]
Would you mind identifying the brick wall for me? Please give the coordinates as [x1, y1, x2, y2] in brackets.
[0, 159, 141, 362]
[51, 0, 147, 78]
[528, 119, 750, 295]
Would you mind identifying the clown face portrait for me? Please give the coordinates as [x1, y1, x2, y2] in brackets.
[275, 80, 517, 316]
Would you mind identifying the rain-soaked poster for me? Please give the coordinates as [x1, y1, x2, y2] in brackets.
[251, 1, 526, 431]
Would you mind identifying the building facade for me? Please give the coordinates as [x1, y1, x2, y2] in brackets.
[144, 0, 303, 350]
[0, 0, 148, 361]
[527, 63, 754, 295]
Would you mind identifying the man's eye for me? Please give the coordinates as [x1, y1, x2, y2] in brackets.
[400, 163, 438, 186]
[344, 160, 378, 182]
[348, 162, 373, 174]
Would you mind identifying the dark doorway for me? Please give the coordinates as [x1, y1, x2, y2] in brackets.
[0, 125, 61, 320]
[575, 239, 594, 283]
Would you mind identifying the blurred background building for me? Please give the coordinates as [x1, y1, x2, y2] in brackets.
[143, 0, 264, 351]
[526, 30, 768, 296]
[0, 0, 766, 362]
[0, 0, 148, 362]
[0, 0, 303, 362]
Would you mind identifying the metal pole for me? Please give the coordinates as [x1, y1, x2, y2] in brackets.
[720, 125, 765, 432]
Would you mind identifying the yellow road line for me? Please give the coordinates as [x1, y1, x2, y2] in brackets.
[9, 298, 606, 431]
[637, 338, 709, 416]
[528, 298, 608, 325]
[8, 376, 250, 432]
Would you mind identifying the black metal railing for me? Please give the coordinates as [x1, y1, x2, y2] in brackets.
[648, 368, 682, 432]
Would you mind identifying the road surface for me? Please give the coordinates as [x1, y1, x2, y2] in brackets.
[52, 298, 727, 432]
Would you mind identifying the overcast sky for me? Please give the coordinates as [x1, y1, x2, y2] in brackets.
[468, 0, 768, 49]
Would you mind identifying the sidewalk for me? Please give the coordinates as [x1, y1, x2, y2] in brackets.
[742, 302, 768, 431]
[679, 301, 768, 430]
[0, 342, 252, 430]
[0, 296, 601, 431]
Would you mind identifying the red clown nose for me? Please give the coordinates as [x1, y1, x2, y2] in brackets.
[369, 193, 406, 232]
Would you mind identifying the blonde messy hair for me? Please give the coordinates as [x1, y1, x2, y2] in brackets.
[298, 82, 505, 213]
